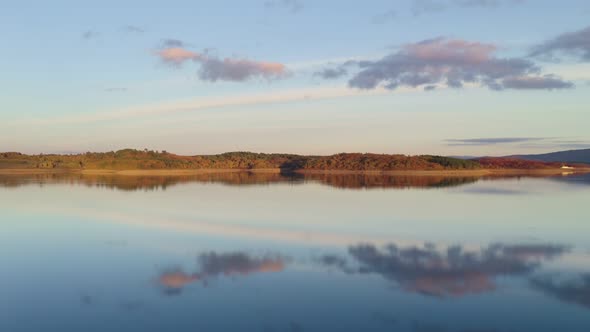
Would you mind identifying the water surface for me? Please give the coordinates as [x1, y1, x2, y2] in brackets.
[1, 172, 589, 332]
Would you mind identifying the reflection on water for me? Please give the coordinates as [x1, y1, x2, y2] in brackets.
[0, 172, 300, 191]
[531, 273, 590, 309]
[3, 171, 587, 191]
[318, 242, 568, 297]
[159, 252, 285, 295]
[1, 173, 589, 332]
[0, 171, 482, 190]
[551, 172, 590, 186]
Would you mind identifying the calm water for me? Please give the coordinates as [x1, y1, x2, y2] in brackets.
[1, 172, 589, 332]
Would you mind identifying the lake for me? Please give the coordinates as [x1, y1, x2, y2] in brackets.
[1, 172, 589, 332]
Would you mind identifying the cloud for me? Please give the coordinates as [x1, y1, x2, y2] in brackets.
[197, 57, 288, 82]
[160, 38, 187, 48]
[81, 30, 99, 40]
[530, 273, 590, 309]
[371, 10, 397, 24]
[511, 139, 590, 151]
[264, 0, 304, 13]
[411, 0, 448, 15]
[530, 25, 590, 62]
[154, 45, 288, 81]
[446, 137, 590, 150]
[445, 137, 548, 146]
[123, 25, 144, 33]
[346, 38, 572, 91]
[31, 86, 390, 125]
[412, 0, 525, 15]
[158, 251, 285, 294]
[319, 242, 568, 297]
[502, 75, 574, 90]
[313, 67, 348, 79]
[155, 47, 202, 67]
[454, 0, 509, 7]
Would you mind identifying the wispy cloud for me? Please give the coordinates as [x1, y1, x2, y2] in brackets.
[371, 10, 397, 24]
[445, 137, 550, 146]
[446, 137, 590, 150]
[313, 67, 348, 79]
[343, 38, 572, 91]
[81, 30, 99, 40]
[33, 86, 390, 125]
[530, 25, 590, 62]
[264, 0, 304, 13]
[515, 141, 590, 151]
[411, 0, 448, 15]
[160, 38, 188, 48]
[123, 25, 145, 34]
[411, 0, 525, 15]
[502, 75, 574, 89]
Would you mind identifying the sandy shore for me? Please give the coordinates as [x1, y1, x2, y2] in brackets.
[0, 168, 588, 176]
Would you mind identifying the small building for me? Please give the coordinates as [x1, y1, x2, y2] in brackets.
[561, 165, 574, 169]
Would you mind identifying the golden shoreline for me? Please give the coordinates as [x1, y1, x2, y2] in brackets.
[0, 168, 588, 176]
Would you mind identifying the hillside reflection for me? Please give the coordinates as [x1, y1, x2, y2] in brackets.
[2, 171, 586, 191]
[0, 172, 481, 191]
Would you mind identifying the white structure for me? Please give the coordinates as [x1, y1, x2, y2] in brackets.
[561, 165, 574, 169]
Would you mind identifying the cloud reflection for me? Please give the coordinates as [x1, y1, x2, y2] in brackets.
[530, 273, 590, 310]
[159, 252, 285, 294]
[320, 242, 568, 297]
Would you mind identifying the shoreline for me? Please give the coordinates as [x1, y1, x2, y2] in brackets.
[0, 168, 588, 176]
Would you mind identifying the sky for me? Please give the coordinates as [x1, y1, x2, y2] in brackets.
[1, 0, 589, 156]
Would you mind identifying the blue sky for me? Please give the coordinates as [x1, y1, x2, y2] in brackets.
[1, 0, 589, 155]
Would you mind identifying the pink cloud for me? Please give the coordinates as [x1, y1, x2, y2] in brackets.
[405, 38, 496, 64]
[155, 47, 202, 66]
[198, 57, 288, 82]
[154, 46, 288, 81]
[347, 37, 573, 90]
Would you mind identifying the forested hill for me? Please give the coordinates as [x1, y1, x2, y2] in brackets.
[0, 149, 483, 171]
[1, 149, 582, 171]
[510, 149, 590, 164]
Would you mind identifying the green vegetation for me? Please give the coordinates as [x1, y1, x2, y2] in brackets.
[0, 149, 569, 171]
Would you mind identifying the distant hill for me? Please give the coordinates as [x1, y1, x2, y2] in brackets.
[510, 149, 590, 164]
[0, 150, 480, 171]
[1, 149, 587, 171]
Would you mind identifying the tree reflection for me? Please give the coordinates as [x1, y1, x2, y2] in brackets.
[0, 172, 483, 191]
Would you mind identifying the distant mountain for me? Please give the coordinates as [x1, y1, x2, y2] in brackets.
[510, 149, 590, 164]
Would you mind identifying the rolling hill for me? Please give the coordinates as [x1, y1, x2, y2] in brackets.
[510, 148, 590, 164]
